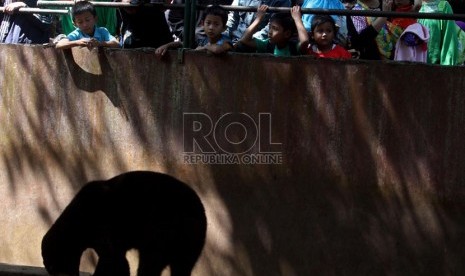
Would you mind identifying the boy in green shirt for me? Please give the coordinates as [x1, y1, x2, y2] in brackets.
[239, 5, 298, 57]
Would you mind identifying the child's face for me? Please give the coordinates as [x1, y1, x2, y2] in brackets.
[73, 11, 97, 36]
[342, 0, 356, 9]
[312, 22, 335, 50]
[203, 14, 225, 42]
[268, 21, 290, 45]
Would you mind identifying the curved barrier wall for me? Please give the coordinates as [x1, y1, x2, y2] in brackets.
[1, 44, 465, 275]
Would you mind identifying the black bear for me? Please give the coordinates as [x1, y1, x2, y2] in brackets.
[41, 171, 207, 276]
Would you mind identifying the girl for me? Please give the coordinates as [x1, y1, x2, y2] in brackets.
[300, 0, 348, 46]
[291, 6, 352, 59]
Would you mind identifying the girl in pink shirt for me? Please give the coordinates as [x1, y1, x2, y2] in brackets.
[291, 6, 351, 59]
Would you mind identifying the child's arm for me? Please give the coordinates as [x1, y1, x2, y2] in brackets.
[291, 6, 309, 51]
[155, 41, 183, 58]
[55, 37, 119, 49]
[412, 0, 422, 11]
[238, 5, 268, 49]
[196, 42, 233, 54]
[55, 38, 89, 49]
[97, 39, 120, 48]
[371, 0, 393, 32]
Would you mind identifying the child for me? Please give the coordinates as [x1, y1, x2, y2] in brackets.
[56, 0, 119, 50]
[239, 5, 299, 57]
[390, 0, 420, 30]
[155, 5, 232, 57]
[195, 5, 233, 53]
[340, 0, 358, 9]
[291, 6, 351, 59]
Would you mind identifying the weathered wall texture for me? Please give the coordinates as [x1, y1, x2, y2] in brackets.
[1, 44, 465, 275]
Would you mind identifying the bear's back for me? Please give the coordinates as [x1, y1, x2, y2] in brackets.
[101, 171, 205, 222]
[59, 171, 206, 249]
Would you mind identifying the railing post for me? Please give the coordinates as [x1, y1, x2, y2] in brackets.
[183, 0, 192, 48]
[188, 0, 197, 48]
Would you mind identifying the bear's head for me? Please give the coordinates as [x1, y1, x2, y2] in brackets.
[42, 228, 83, 276]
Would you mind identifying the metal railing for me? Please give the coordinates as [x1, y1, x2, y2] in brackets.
[5, 0, 463, 48]
[35, 1, 465, 20]
[0, 7, 68, 14]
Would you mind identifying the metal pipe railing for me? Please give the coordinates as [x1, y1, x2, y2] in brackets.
[183, 0, 192, 48]
[34, 0, 465, 48]
[0, 7, 68, 14]
[218, 6, 465, 20]
[37, 1, 184, 8]
[36, 1, 465, 20]
[189, 0, 197, 47]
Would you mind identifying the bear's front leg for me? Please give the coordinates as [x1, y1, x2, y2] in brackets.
[93, 251, 130, 276]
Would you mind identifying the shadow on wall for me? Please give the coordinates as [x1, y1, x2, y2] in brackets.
[62, 48, 125, 111]
[0, 45, 122, 202]
[173, 53, 465, 275]
[41, 171, 206, 276]
[2, 46, 465, 275]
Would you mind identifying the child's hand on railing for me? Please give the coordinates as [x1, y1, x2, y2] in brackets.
[256, 5, 269, 21]
[4, 1, 27, 14]
[291, 6, 302, 21]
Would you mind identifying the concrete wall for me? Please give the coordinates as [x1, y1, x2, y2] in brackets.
[1, 44, 465, 275]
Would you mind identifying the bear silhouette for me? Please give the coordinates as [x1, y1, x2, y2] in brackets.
[41, 171, 207, 276]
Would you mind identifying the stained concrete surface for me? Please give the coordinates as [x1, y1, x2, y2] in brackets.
[0, 263, 90, 276]
[1, 45, 465, 275]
